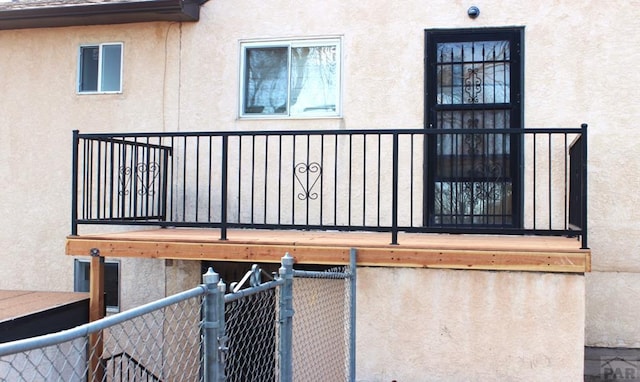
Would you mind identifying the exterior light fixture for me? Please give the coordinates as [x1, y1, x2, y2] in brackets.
[468, 6, 480, 18]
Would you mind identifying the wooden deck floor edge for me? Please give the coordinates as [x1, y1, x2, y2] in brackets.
[66, 236, 590, 273]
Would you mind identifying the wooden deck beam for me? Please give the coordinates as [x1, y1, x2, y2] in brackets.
[66, 229, 590, 273]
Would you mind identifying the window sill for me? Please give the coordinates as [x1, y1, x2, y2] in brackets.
[238, 114, 343, 121]
[77, 91, 123, 95]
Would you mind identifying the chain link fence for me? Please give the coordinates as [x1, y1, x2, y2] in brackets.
[0, 287, 205, 382]
[0, 251, 356, 381]
[290, 266, 356, 382]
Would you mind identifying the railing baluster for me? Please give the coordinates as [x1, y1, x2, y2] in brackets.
[131, 139, 138, 219]
[291, 136, 296, 225]
[251, 135, 256, 225]
[278, 135, 282, 225]
[320, 134, 325, 227]
[169, 136, 175, 221]
[208, 136, 213, 222]
[237, 136, 242, 225]
[581, 123, 588, 249]
[348, 134, 352, 227]
[96, 141, 102, 220]
[548, 133, 552, 230]
[362, 134, 367, 227]
[107, 140, 113, 220]
[563, 132, 568, 231]
[377, 133, 381, 227]
[85, 139, 91, 220]
[333, 134, 338, 227]
[264, 135, 269, 224]
[532, 132, 537, 230]
[117, 140, 123, 219]
[182, 137, 187, 222]
[410, 134, 415, 227]
[306, 133, 310, 227]
[71, 130, 79, 235]
[195, 136, 200, 222]
[147, 136, 153, 220]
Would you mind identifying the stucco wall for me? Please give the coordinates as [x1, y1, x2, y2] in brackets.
[119, 257, 166, 311]
[0, 0, 638, 352]
[0, 23, 178, 309]
[357, 267, 585, 381]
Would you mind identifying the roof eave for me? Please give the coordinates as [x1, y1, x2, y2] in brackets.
[0, 0, 203, 30]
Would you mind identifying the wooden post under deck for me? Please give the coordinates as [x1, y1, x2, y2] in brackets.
[88, 249, 105, 382]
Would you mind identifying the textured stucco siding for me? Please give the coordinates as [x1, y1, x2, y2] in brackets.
[356, 267, 585, 381]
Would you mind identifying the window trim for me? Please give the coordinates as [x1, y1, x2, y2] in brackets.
[73, 258, 121, 313]
[77, 42, 124, 94]
[238, 37, 342, 119]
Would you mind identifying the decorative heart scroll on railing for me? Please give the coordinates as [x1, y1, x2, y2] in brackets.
[119, 162, 161, 196]
[294, 162, 322, 201]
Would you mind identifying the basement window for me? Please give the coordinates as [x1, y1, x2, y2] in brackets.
[78, 43, 123, 93]
[74, 259, 120, 313]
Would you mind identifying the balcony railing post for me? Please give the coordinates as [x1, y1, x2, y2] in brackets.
[71, 130, 79, 236]
[581, 123, 588, 249]
[391, 133, 399, 245]
[220, 135, 228, 240]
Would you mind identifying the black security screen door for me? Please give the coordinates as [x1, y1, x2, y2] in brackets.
[425, 28, 523, 228]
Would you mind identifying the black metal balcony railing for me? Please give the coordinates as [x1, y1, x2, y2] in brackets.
[71, 125, 588, 248]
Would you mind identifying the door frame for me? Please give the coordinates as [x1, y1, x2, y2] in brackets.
[423, 27, 525, 228]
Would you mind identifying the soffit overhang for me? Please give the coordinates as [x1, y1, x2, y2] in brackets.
[0, 0, 205, 30]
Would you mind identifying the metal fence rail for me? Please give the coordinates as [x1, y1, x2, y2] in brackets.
[72, 126, 588, 248]
[0, 253, 356, 382]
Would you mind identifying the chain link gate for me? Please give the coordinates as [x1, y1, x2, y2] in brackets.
[289, 260, 357, 382]
[0, 251, 356, 382]
[206, 250, 356, 382]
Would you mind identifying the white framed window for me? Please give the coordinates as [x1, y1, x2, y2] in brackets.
[74, 259, 120, 313]
[240, 37, 341, 118]
[78, 42, 123, 93]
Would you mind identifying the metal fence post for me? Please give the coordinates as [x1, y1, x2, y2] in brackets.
[217, 277, 227, 378]
[203, 267, 226, 382]
[278, 253, 294, 382]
